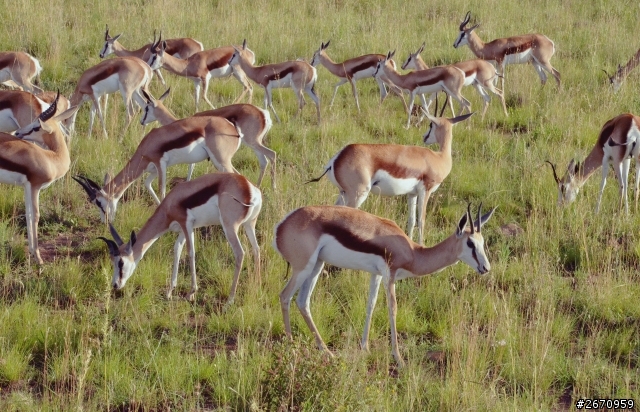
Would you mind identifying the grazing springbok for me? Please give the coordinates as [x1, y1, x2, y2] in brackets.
[99, 172, 261, 304]
[65, 57, 153, 138]
[310, 41, 406, 111]
[99, 25, 204, 86]
[146, 36, 254, 110]
[374, 51, 471, 128]
[140, 89, 276, 188]
[402, 43, 507, 119]
[275, 203, 495, 367]
[74, 115, 242, 223]
[546, 113, 640, 214]
[0, 94, 78, 264]
[308, 101, 473, 244]
[229, 40, 321, 124]
[0, 90, 70, 134]
[604, 48, 640, 92]
[0, 51, 44, 94]
[453, 12, 561, 94]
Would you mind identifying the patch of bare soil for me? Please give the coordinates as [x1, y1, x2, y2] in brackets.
[38, 231, 96, 264]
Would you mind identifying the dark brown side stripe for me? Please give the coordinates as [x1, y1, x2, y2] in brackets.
[0, 152, 31, 179]
[324, 221, 393, 260]
[157, 130, 205, 153]
[206, 51, 233, 71]
[263, 67, 295, 84]
[85, 63, 119, 86]
[179, 181, 221, 210]
[504, 41, 534, 56]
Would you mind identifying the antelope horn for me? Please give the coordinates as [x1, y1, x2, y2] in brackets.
[476, 202, 482, 233]
[439, 95, 447, 117]
[98, 237, 120, 257]
[109, 223, 124, 247]
[460, 11, 471, 30]
[467, 203, 475, 234]
[141, 89, 152, 104]
[72, 176, 97, 201]
[105, 24, 110, 40]
[545, 160, 560, 184]
[39, 91, 59, 122]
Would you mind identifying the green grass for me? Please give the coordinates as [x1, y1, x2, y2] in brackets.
[0, 0, 639, 410]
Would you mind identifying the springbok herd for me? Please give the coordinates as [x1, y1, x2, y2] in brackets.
[1, 12, 639, 366]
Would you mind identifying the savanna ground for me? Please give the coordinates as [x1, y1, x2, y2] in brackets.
[0, 0, 639, 410]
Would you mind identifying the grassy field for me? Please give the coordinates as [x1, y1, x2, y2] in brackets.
[0, 0, 639, 410]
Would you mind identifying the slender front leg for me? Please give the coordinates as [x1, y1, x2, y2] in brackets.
[361, 273, 382, 351]
[201, 74, 216, 110]
[349, 78, 361, 112]
[384, 275, 404, 367]
[294, 260, 329, 353]
[185, 223, 198, 302]
[330, 78, 348, 108]
[596, 158, 609, 213]
[417, 187, 434, 245]
[167, 232, 186, 299]
[406, 193, 417, 240]
[265, 85, 280, 123]
[221, 222, 245, 306]
[144, 164, 162, 205]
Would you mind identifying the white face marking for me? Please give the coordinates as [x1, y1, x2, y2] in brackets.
[100, 41, 113, 58]
[459, 233, 490, 274]
[423, 122, 436, 144]
[147, 51, 163, 70]
[111, 253, 136, 290]
[454, 31, 468, 48]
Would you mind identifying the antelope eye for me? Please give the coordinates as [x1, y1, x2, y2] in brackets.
[466, 239, 475, 248]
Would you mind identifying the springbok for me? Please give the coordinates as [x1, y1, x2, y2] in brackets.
[308, 101, 473, 244]
[374, 51, 471, 129]
[454, 12, 561, 94]
[402, 43, 507, 119]
[604, 48, 640, 92]
[310, 41, 406, 111]
[229, 40, 321, 124]
[65, 57, 153, 138]
[146, 36, 254, 110]
[546, 113, 640, 214]
[99, 172, 261, 304]
[0, 94, 78, 264]
[74, 114, 242, 223]
[99, 25, 204, 86]
[0, 90, 70, 134]
[139, 89, 276, 188]
[275, 203, 495, 367]
[0, 51, 44, 94]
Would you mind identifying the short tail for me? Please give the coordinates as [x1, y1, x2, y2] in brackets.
[305, 167, 330, 184]
[223, 192, 255, 207]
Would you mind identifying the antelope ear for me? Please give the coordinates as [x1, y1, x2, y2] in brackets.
[161, 40, 167, 51]
[324, 40, 330, 49]
[567, 159, 576, 177]
[456, 212, 469, 237]
[52, 105, 80, 122]
[478, 206, 497, 229]
[113, 33, 122, 41]
[158, 87, 171, 101]
[104, 172, 112, 186]
[469, 23, 480, 32]
[130, 230, 137, 247]
[449, 112, 474, 125]
[242, 39, 247, 50]
[417, 42, 425, 54]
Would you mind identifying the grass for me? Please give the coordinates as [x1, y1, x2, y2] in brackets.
[0, 0, 639, 410]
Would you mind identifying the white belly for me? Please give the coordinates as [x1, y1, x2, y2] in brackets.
[370, 170, 420, 196]
[270, 74, 293, 89]
[92, 74, 122, 97]
[463, 74, 476, 87]
[185, 195, 223, 228]
[503, 49, 532, 65]
[0, 169, 27, 186]
[162, 138, 210, 167]
[209, 64, 233, 78]
[318, 234, 387, 274]
[351, 67, 377, 80]
[414, 81, 445, 95]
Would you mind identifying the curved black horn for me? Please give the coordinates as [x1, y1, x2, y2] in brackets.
[141, 89, 152, 104]
[39, 91, 59, 122]
[476, 202, 482, 233]
[105, 24, 110, 40]
[109, 223, 124, 247]
[433, 94, 438, 117]
[98, 237, 120, 256]
[72, 176, 97, 200]
[467, 203, 475, 234]
[460, 11, 471, 30]
[545, 160, 560, 184]
[439, 95, 447, 117]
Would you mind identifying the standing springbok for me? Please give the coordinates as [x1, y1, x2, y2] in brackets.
[275, 203, 495, 367]
[99, 172, 261, 304]
[146, 36, 254, 110]
[402, 43, 507, 119]
[229, 40, 321, 124]
[74, 115, 242, 223]
[0, 94, 78, 264]
[310, 41, 406, 112]
[453, 12, 561, 94]
[139, 89, 276, 188]
[0, 51, 44, 94]
[308, 102, 473, 244]
[546, 113, 640, 214]
[99, 25, 204, 86]
[0, 90, 70, 134]
[374, 51, 471, 129]
[604, 48, 640, 92]
[65, 57, 153, 138]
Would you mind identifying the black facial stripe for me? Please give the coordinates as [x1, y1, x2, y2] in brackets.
[467, 239, 480, 266]
[117, 259, 124, 279]
[94, 199, 106, 215]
